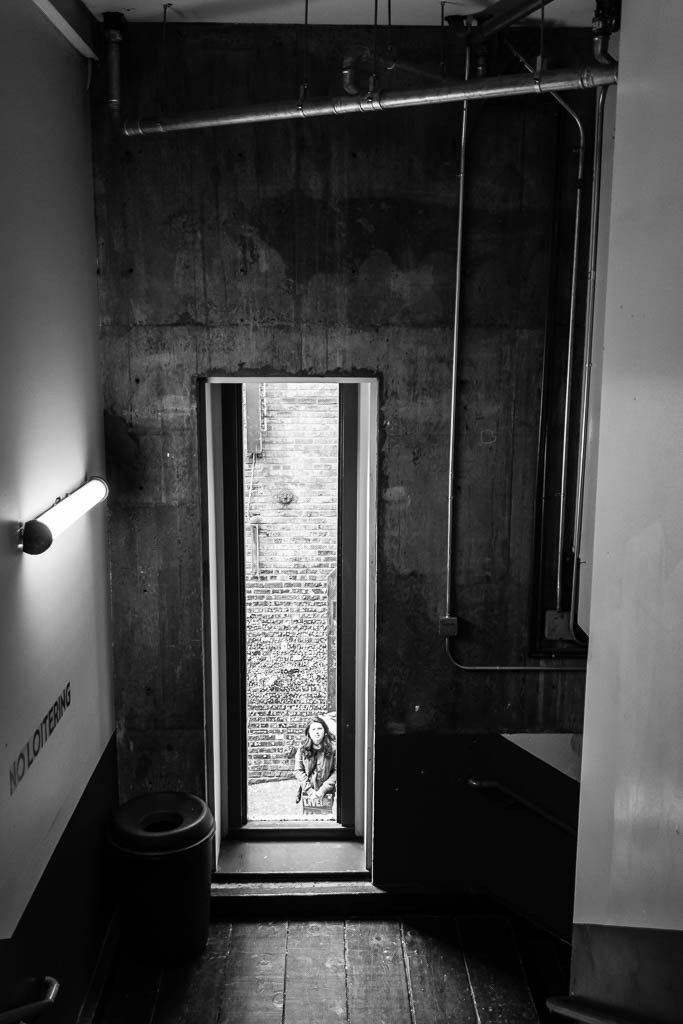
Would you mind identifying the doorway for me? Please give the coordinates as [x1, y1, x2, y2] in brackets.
[202, 377, 377, 872]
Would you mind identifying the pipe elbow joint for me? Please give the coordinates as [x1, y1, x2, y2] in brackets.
[122, 118, 144, 137]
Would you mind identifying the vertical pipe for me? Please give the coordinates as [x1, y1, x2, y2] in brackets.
[445, 46, 470, 620]
[503, 40, 586, 615]
[103, 13, 124, 131]
[443, 46, 586, 673]
[569, 84, 608, 638]
[553, 100, 586, 611]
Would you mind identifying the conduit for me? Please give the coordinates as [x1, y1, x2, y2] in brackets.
[442, 44, 615, 674]
[504, 38, 587, 619]
[569, 84, 608, 640]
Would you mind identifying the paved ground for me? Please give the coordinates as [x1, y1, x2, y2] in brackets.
[247, 779, 335, 822]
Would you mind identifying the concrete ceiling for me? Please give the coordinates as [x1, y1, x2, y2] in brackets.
[83, 0, 597, 28]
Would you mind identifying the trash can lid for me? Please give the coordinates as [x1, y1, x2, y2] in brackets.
[108, 791, 215, 853]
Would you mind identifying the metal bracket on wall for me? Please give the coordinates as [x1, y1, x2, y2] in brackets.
[438, 616, 459, 637]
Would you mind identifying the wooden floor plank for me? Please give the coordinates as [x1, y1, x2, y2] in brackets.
[402, 917, 478, 1024]
[151, 924, 232, 1024]
[346, 919, 412, 1024]
[97, 949, 162, 1024]
[219, 921, 287, 1024]
[458, 915, 539, 1023]
[98, 914, 542, 1024]
[284, 921, 347, 1023]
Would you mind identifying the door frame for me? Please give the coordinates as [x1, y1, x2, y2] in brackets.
[201, 376, 378, 867]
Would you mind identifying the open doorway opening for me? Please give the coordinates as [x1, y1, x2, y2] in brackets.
[202, 377, 377, 871]
[242, 381, 339, 823]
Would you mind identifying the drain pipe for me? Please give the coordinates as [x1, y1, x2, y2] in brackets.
[103, 12, 124, 131]
[568, 84, 608, 640]
[440, 45, 471, 649]
[441, 48, 590, 675]
[440, 54, 585, 675]
[504, 39, 587, 618]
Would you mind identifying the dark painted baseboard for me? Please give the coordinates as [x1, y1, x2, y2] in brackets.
[571, 923, 683, 1024]
[0, 735, 118, 1024]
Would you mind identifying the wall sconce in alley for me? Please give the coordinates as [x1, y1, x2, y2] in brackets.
[21, 478, 109, 555]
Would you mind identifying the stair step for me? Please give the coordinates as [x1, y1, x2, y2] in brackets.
[210, 880, 493, 919]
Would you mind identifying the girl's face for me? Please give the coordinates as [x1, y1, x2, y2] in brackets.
[308, 722, 325, 746]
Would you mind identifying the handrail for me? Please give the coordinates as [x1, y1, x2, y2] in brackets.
[467, 778, 577, 835]
[547, 995, 645, 1024]
[0, 976, 59, 1024]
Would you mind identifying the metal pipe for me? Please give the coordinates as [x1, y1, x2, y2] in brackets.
[504, 39, 587, 614]
[444, 45, 470, 624]
[103, 12, 124, 131]
[555, 117, 585, 610]
[569, 84, 608, 639]
[121, 65, 617, 136]
[443, 49, 592, 676]
[467, 0, 560, 47]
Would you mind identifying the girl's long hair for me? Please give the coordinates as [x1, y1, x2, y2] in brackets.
[301, 716, 335, 757]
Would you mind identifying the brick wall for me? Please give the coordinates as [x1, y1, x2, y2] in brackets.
[244, 382, 338, 782]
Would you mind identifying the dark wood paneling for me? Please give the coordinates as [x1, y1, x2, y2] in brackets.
[0, 736, 118, 1024]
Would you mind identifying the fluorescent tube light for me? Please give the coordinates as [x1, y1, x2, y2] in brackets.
[21, 478, 109, 555]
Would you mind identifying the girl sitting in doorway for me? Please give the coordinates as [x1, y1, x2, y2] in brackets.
[294, 716, 336, 811]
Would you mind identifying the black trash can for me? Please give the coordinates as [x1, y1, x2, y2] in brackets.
[108, 791, 215, 965]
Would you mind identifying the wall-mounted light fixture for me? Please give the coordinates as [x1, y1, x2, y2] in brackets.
[21, 478, 109, 555]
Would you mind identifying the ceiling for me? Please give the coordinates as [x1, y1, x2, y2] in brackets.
[82, 0, 597, 28]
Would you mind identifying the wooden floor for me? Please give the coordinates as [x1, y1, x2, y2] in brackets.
[100, 915, 540, 1024]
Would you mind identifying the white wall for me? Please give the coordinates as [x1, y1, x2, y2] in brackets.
[0, 0, 113, 937]
[574, 0, 683, 930]
[505, 734, 582, 782]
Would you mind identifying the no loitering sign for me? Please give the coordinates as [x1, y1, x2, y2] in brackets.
[9, 682, 72, 796]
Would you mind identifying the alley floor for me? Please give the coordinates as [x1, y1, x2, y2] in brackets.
[98, 915, 542, 1024]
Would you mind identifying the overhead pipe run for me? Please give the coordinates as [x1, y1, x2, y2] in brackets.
[109, 53, 616, 136]
[102, 11, 617, 675]
[103, 8, 616, 137]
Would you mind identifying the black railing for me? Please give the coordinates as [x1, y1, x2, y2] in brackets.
[547, 995, 645, 1023]
[467, 777, 577, 836]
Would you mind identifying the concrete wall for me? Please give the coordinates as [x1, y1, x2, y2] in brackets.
[571, 1, 683, 1018]
[0, 0, 115, 1015]
[95, 24, 595, 805]
[244, 382, 338, 782]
